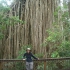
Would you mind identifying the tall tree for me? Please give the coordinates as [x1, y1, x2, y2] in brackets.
[0, 0, 60, 59]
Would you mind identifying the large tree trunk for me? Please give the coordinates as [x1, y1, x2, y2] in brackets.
[1, 0, 60, 59]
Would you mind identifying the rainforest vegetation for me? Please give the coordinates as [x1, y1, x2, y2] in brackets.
[0, 0, 70, 70]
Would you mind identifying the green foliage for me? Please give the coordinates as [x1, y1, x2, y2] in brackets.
[44, 4, 70, 59]
[15, 62, 25, 70]
[0, 32, 4, 39]
[46, 29, 61, 43]
[35, 53, 44, 58]
[58, 41, 70, 57]
[37, 63, 44, 70]
[0, 0, 25, 40]
[54, 6, 61, 19]
[9, 16, 24, 25]
[54, 11, 58, 18]
[51, 51, 59, 58]
[45, 17, 70, 69]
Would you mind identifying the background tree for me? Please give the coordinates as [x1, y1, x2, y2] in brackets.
[0, 0, 62, 59]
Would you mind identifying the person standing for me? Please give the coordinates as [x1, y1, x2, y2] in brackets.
[23, 48, 38, 70]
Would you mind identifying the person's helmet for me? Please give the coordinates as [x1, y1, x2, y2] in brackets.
[26, 48, 31, 50]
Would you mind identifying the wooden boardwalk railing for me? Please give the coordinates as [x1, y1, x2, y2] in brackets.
[0, 57, 70, 70]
